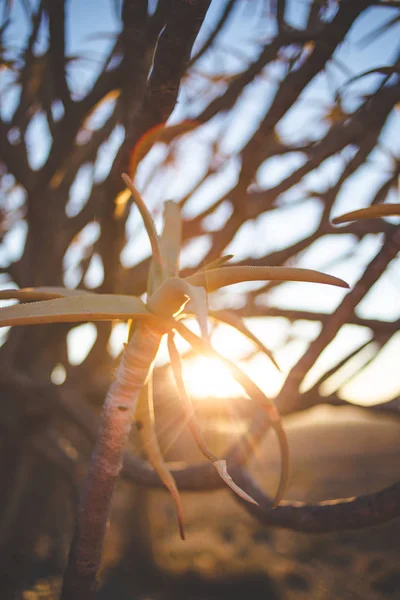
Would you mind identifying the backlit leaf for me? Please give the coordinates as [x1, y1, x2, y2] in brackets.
[210, 310, 281, 372]
[135, 381, 185, 540]
[160, 200, 182, 278]
[0, 294, 153, 327]
[168, 333, 258, 506]
[122, 174, 163, 278]
[174, 321, 289, 507]
[0, 287, 93, 301]
[187, 266, 349, 292]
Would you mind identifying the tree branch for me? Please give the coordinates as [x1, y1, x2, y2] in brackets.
[229, 467, 400, 533]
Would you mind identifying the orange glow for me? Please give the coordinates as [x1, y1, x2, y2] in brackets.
[129, 120, 199, 176]
[182, 356, 243, 399]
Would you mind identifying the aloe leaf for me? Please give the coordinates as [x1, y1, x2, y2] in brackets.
[174, 321, 289, 507]
[332, 204, 400, 224]
[186, 266, 349, 292]
[180, 281, 209, 340]
[0, 287, 93, 301]
[148, 278, 208, 338]
[193, 254, 234, 274]
[0, 294, 153, 327]
[209, 310, 281, 372]
[121, 174, 164, 280]
[213, 461, 259, 505]
[160, 200, 181, 278]
[147, 200, 182, 296]
[135, 380, 185, 540]
[167, 333, 258, 505]
[167, 333, 218, 463]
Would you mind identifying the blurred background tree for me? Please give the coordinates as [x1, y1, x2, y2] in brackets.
[0, 0, 399, 598]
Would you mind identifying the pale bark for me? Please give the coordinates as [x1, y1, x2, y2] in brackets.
[60, 323, 164, 600]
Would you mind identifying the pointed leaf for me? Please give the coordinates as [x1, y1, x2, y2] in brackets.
[214, 461, 258, 505]
[168, 333, 258, 505]
[0, 294, 153, 327]
[0, 287, 93, 301]
[180, 281, 209, 340]
[147, 200, 181, 295]
[136, 381, 185, 540]
[121, 174, 163, 277]
[210, 310, 281, 372]
[332, 204, 400, 224]
[160, 200, 182, 278]
[167, 333, 217, 463]
[148, 278, 208, 338]
[193, 254, 234, 274]
[174, 321, 289, 507]
[186, 266, 349, 292]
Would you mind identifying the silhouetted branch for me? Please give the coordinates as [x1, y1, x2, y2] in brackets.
[229, 468, 400, 533]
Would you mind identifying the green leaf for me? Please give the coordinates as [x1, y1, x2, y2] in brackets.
[186, 266, 349, 292]
[332, 204, 400, 224]
[0, 287, 93, 301]
[0, 294, 153, 327]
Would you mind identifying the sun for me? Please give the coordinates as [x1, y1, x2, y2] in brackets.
[182, 356, 244, 399]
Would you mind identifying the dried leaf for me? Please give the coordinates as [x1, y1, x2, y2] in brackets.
[167, 333, 217, 463]
[214, 461, 258, 505]
[136, 381, 185, 540]
[168, 334, 258, 506]
[174, 321, 289, 507]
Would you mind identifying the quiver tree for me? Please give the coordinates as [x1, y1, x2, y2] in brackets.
[0, 0, 399, 597]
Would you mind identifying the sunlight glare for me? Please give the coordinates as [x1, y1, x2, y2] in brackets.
[183, 356, 243, 399]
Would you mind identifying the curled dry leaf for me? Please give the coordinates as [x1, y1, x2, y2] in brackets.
[136, 383, 185, 540]
[174, 321, 289, 508]
[167, 333, 258, 506]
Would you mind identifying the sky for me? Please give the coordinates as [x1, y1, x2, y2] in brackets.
[0, 0, 399, 406]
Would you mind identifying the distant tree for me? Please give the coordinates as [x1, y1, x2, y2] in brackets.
[0, 0, 399, 598]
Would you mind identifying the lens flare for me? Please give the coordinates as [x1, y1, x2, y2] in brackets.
[182, 356, 243, 399]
